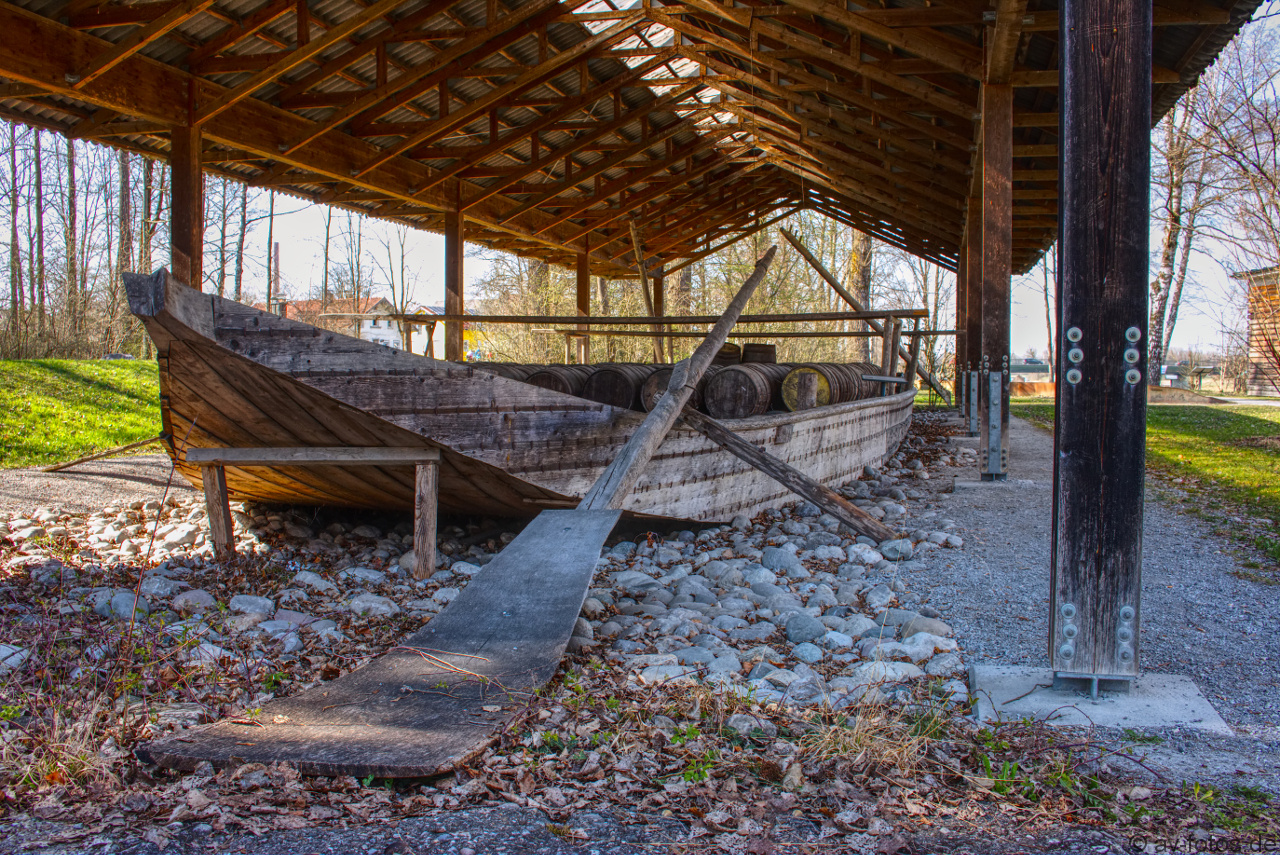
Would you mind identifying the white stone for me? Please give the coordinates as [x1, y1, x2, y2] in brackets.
[338, 566, 387, 585]
[0, 644, 29, 674]
[229, 595, 275, 616]
[348, 592, 400, 617]
[291, 570, 338, 595]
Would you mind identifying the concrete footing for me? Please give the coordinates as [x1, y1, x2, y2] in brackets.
[970, 665, 1232, 735]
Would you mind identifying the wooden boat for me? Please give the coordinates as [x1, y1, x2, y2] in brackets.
[127, 269, 915, 522]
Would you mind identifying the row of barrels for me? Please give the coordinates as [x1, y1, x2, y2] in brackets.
[472, 360, 886, 419]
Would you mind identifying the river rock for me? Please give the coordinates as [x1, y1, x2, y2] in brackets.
[0, 644, 29, 674]
[784, 613, 825, 643]
[900, 616, 954, 638]
[291, 570, 338, 595]
[339, 566, 387, 585]
[229, 595, 275, 616]
[349, 593, 400, 617]
[172, 589, 217, 614]
[879, 539, 914, 561]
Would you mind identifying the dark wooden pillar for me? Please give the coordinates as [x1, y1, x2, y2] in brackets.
[575, 246, 591, 364]
[979, 84, 1012, 478]
[444, 188, 464, 362]
[169, 125, 203, 289]
[965, 193, 983, 436]
[1050, 0, 1151, 682]
[954, 242, 968, 410]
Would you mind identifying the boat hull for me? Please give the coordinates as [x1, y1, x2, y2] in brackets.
[128, 270, 913, 522]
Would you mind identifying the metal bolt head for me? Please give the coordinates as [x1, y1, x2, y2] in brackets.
[1124, 348, 1141, 364]
[1119, 605, 1135, 622]
[1067, 327, 1083, 343]
[1126, 326, 1142, 342]
[1059, 643, 1075, 660]
[1068, 348, 1084, 364]
[1063, 624, 1078, 639]
[1117, 627, 1133, 643]
[1060, 603, 1077, 620]
[1066, 369, 1082, 385]
[1118, 648, 1134, 663]
[1126, 369, 1143, 385]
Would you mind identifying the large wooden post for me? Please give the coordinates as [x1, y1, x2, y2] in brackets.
[965, 194, 983, 436]
[653, 262, 668, 362]
[1050, 0, 1151, 683]
[169, 125, 203, 289]
[979, 84, 1012, 479]
[575, 247, 591, 364]
[444, 187, 464, 362]
[955, 242, 968, 410]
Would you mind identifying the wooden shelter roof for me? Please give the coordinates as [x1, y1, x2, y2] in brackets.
[0, 0, 1261, 276]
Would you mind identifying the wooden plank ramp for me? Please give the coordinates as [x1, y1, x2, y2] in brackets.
[138, 510, 620, 778]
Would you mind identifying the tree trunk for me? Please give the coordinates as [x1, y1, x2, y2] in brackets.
[851, 230, 873, 361]
[265, 189, 275, 307]
[234, 182, 247, 302]
[34, 130, 45, 341]
[9, 123, 24, 348]
[216, 179, 228, 298]
[66, 138, 77, 344]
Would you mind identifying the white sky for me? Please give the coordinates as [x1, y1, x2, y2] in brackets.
[254, 203, 1239, 360]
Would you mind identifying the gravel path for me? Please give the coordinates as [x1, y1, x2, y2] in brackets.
[913, 414, 1280, 790]
[0, 455, 195, 516]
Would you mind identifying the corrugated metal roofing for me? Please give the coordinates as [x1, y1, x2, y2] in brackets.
[0, 0, 1265, 275]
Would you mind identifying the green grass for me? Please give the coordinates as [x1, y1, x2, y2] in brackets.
[1011, 401, 1280, 574]
[0, 360, 161, 469]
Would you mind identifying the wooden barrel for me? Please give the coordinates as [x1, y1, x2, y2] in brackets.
[471, 362, 537, 382]
[741, 343, 777, 364]
[782, 363, 883, 411]
[703, 363, 793, 419]
[640, 364, 722, 412]
[852, 361, 882, 398]
[526, 365, 593, 396]
[713, 343, 742, 366]
[581, 363, 662, 411]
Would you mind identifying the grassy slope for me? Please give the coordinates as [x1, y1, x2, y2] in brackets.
[1012, 401, 1280, 572]
[0, 360, 161, 469]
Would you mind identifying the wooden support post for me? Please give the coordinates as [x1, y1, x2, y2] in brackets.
[679, 408, 896, 542]
[653, 263, 670, 363]
[906, 318, 923, 391]
[965, 196, 983, 436]
[796, 371, 819, 410]
[169, 125, 203, 289]
[628, 220, 665, 363]
[575, 249, 590, 364]
[414, 460, 438, 580]
[979, 83, 1012, 479]
[444, 188, 464, 362]
[954, 242, 968, 408]
[200, 463, 235, 558]
[879, 314, 900, 396]
[1050, 0, 1151, 682]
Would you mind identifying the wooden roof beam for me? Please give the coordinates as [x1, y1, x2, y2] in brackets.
[774, 0, 983, 78]
[668, 0, 976, 120]
[183, 0, 294, 68]
[72, 0, 217, 90]
[352, 14, 644, 178]
[985, 0, 1029, 85]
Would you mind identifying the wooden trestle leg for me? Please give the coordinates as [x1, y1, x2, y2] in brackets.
[414, 460, 439, 581]
[201, 463, 235, 558]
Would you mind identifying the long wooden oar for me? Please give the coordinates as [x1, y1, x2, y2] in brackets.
[580, 246, 779, 510]
[679, 407, 896, 541]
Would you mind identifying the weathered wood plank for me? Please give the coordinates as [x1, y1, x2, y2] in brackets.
[139, 509, 621, 777]
[201, 464, 235, 557]
[679, 408, 897, 541]
[414, 461, 439, 580]
[186, 446, 442, 465]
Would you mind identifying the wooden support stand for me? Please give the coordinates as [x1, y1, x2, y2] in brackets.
[1050, 0, 1151, 682]
[188, 447, 442, 580]
[979, 83, 1013, 480]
